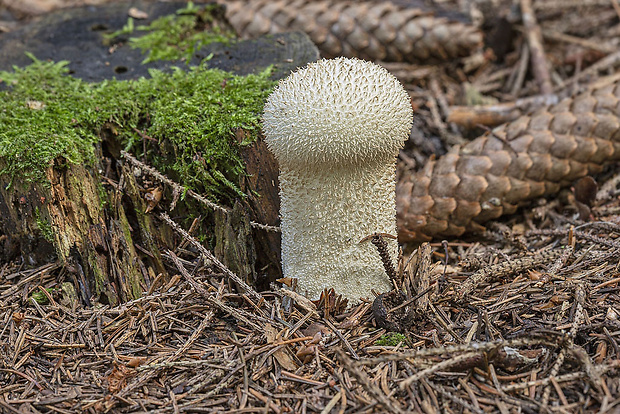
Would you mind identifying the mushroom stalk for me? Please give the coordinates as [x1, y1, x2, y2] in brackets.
[263, 57, 413, 302]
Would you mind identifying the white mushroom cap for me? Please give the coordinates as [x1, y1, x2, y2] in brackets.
[263, 57, 413, 167]
[263, 57, 413, 302]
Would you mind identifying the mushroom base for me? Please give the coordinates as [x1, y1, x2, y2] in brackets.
[278, 161, 398, 302]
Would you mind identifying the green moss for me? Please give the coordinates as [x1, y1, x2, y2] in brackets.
[0, 55, 276, 200]
[97, 181, 109, 210]
[375, 333, 407, 347]
[34, 207, 55, 243]
[105, 2, 236, 63]
[0, 55, 100, 187]
[31, 287, 53, 304]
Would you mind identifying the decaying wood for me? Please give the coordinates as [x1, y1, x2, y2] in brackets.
[0, 159, 150, 305]
[214, 200, 257, 286]
[220, 0, 483, 63]
[157, 212, 265, 306]
[237, 130, 283, 286]
[121, 147, 282, 288]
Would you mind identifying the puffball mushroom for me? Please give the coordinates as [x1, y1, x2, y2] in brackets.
[263, 57, 413, 302]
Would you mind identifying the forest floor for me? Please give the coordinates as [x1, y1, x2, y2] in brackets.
[0, 0, 619, 413]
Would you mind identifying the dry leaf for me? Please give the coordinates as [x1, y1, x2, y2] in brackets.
[265, 324, 299, 371]
[144, 186, 163, 213]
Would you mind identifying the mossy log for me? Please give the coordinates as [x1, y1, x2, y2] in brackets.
[0, 2, 318, 305]
[0, 159, 150, 305]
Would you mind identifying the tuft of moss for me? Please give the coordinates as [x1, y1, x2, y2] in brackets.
[0, 55, 276, 200]
[375, 333, 407, 347]
[30, 287, 53, 304]
[105, 2, 236, 63]
[34, 207, 55, 242]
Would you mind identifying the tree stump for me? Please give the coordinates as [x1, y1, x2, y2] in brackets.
[0, 1, 319, 304]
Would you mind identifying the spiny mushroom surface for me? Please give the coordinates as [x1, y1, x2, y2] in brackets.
[263, 57, 413, 302]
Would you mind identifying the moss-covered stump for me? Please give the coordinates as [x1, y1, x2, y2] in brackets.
[0, 1, 319, 304]
[0, 158, 128, 305]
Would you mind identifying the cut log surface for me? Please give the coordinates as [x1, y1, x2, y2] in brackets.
[397, 82, 620, 242]
[0, 1, 319, 81]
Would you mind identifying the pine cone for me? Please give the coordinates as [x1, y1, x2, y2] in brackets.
[221, 0, 483, 63]
[397, 82, 620, 242]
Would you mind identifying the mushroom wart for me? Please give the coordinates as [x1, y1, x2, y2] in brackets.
[263, 57, 413, 302]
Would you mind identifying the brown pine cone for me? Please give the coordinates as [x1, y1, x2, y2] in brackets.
[397, 82, 620, 242]
[220, 0, 483, 63]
